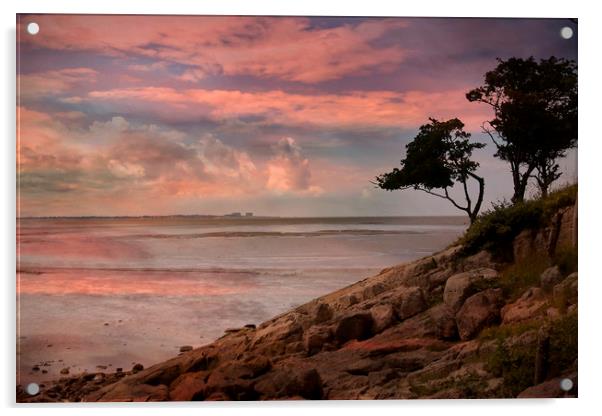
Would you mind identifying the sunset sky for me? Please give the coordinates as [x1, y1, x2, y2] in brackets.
[17, 15, 577, 217]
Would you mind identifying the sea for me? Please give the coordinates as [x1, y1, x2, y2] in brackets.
[16, 216, 467, 385]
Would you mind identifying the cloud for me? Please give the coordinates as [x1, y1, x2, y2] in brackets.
[20, 15, 408, 83]
[266, 137, 323, 195]
[19, 67, 98, 99]
[74, 86, 490, 131]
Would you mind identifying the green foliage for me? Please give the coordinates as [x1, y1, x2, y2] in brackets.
[467, 56, 577, 202]
[485, 338, 536, 397]
[459, 184, 577, 258]
[554, 245, 578, 275]
[479, 320, 541, 342]
[548, 312, 578, 377]
[375, 118, 486, 222]
[498, 254, 550, 300]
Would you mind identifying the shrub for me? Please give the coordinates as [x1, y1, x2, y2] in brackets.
[459, 184, 577, 259]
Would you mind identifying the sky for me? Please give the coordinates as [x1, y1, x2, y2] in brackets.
[17, 15, 578, 217]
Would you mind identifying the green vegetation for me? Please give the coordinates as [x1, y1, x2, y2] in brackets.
[548, 312, 578, 377]
[554, 245, 578, 275]
[459, 184, 577, 258]
[484, 311, 577, 397]
[498, 254, 550, 300]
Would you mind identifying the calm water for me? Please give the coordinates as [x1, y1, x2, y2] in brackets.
[17, 216, 466, 385]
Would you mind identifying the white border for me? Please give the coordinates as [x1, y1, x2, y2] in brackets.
[2, 1, 600, 415]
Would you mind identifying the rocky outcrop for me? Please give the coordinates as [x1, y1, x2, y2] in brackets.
[19, 201, 578, 402]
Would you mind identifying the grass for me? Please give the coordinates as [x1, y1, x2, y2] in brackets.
[458, 184, 577, 259]
[483, 311, 577, 397]
[554, 245, 578, 275]
[498, 253, 551, 300]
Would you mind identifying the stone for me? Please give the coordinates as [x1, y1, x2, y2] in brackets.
[370, 303, 396, 334]
[362, 283, 386, 300]
[204, 363, 256, 400]
[244, 324, 256, 330]
[179, 345, 193, 353]
[169, 372, 208, 401]
[311, 302, 333, 324]
[540, 266, 563, 291]
[334, 312, 373, 344]
[456, 288, 504, 340]
[303, 325, 333, 355]
[60, 367, 70, 375]
[428, 303, 457, 340]
[501, 287, 547, 324]
[443, 268, 499, 312]
[254, 367, 322, 400]
[518, 373, 577, 398]
[132, 363, 144, 373]
[394, 286, 427, 321]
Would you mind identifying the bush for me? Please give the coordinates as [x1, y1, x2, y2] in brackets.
[498, 253, 550, 300]
[459, 184, 577, 259]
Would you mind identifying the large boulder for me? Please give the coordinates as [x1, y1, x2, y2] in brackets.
[428, 304, 458, 340]
[254, 366, 323, 400]
[334, 312, 374, 344]
[443, 268, 499, 312]
[303, 325, 333, 355]
[540, 266, 563, 291]
[456, 288, 504, 340]
[394, 286, 427, 321]
[501, 287, 547, 324]
[370, 303, 396, 334]
[310, 302, 333, 324]
[169, 371, 208, 401]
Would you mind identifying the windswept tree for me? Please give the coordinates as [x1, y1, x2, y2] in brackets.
[375, 118, 485, 223]
[467, 56, 577, 202]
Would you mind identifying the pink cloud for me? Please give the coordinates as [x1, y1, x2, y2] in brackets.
[266, 137, 322, 195]
[81, 86, 489, 131]
[18, 67, 98, 99]
[20, 15, 408, 83]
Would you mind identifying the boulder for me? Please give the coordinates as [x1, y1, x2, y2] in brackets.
[204, 363, 257, 400]
[254, 367, 323, 399]
[456, 288, 504, 340]
[362, 282, 386, 300]
[518, 373, 577, 398]
[310, 302, 333, 324]
[169, 372, 208, 401]
[334, 312, 374, 344]
[501, 287, 547, 324]
[428, 304, 458, 340]
[370, 303, 396, 334]
[540, 266, 563, 291]
[303, 325, 333, 355]
[443, 268, 499, 312]
[394, 286, 427, 321]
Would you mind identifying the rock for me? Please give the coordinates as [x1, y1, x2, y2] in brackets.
[340, 294, 360, 307]
[428, 304, 457, 340]
[518, 373, 577, 398]
[32, 365, 40, 372]
[116, 368, 123, 373]
[132, 363, 144, 373]
[179, 345, 193, 353]
[461, 250, 496, 271]
[95, 383, 169, 402]
[370, 303, 396, 334]
[394, 286, 427, 321]
[443, 268, 499, 312]
[169, 372, 208, 401]
[345, 358, 384, 375]
[334, 312, 373, 344]
[93, 373, 105, 383]
[244, 324, 256, 330]
[501, 287, 547, 324]
[311, 302, 333, 324]
[456, 288, 504, 340]
[60, 367, 70, 375]
[204, 363, 256, 400]
[138, 364, 181, 386]
[540, 266, 563, 291]
[362, 283, 386, 300]
[303, 325, 333, 355]
[254, 366, 322, 400]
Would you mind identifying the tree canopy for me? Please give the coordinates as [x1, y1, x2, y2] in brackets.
[375, 118, 485, 223]
[467, 56, 577, 201]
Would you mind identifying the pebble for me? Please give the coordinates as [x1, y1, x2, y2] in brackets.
[179, 345, 193, 352]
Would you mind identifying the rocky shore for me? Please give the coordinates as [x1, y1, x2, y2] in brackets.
[18, 199, 578, 402]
